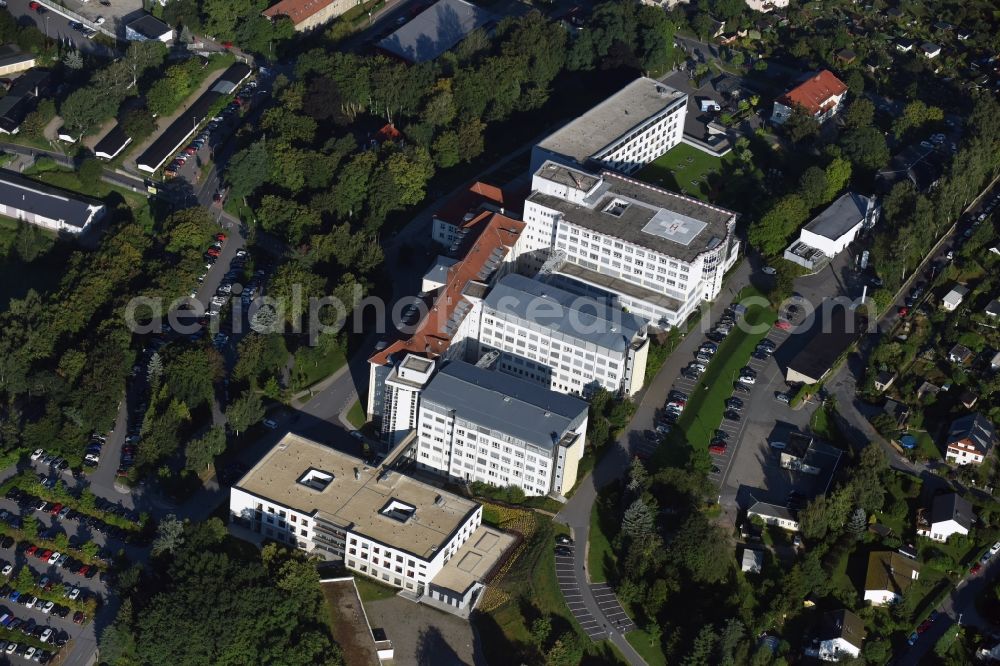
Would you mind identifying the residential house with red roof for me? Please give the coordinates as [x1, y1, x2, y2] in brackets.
[771, 70, 848, 125]
[262, 0, 351, 32]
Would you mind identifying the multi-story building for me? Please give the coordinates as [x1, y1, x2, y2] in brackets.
[522, 161, 740, 328]
[478, 273, 648, 397]
[367, 212, 526, 434]
[430, 181, 512, 250]
[531, 77, 687, 176]
[415, 361, 588, 497]
[771, 70, 847, 126]
[229, 434, 513, 615]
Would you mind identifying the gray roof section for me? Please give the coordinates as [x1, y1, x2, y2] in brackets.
[0, 49, 34, 69]
[929, 493, 973, 530]
[749, 501, 797, 522]
[126, 14, 172, 39]
[484, 273, 645, 353]
[536, 78, 687, 165]
[0, 168, 104, 229]
[804, 192, 872, 241]
[422, 361, 588, 451]
[529, 162, 737, 263]
[378, 0, 495, 63]
[947, 412, 997, 456]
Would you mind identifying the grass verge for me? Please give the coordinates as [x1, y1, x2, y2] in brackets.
[353, 575, 398, 602]
[588, 501, 615, 584]
[670, 288, 777, 450]
[346, 400, 366, 429]
[626, 629, 668, 666]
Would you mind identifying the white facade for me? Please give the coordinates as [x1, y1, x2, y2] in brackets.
[380, 355, 437, 445]
[745, 0, 788, 11]
[414, 362, 589, 497]
[817, 637, 861, 661]
[522, 163, 740, 328]
[942, 287, 966, 311]
[864, 589, 902, 606]
[917, 518, 968, 542]
[531, 78, 687, 175]
[228, 435, 501, 614]
[946, 444, 985, 465]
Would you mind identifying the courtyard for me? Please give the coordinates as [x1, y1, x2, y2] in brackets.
[635, 143, 733, 201]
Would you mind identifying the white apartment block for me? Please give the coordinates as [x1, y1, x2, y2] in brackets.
[415, 361, 588, 497]
[479, 273, 649, 398]
[523, 161, 740, 328]
[379, 355, 438, 446]
[229, 434, 513, 615]
[531, 77, 687, 176]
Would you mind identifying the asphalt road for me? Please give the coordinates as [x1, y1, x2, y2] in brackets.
[4, 0, 113, 55]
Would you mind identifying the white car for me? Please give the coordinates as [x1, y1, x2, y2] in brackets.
[68, 587, 80, 600]
[738, 375, 756, 385]
[48, 551, 60, 565]
[25, 596, 36, 609]
[30, 449, 44, 461]
[690, 363, 706, 373]
[762, 266, 777, 275]
[40, 627, 51, 642]
[24, 647, 35, 660]
[991, 542, 1000, 556]
[85, 453, 100, 464]
[95, 16, 105, 24]
[1, 564, 11, 576]
[40, 601, 53, 615]
[262, 419, 278, 430]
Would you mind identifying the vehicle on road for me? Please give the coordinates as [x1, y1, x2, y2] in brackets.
[971, 562, 983, 575]
[762, 266, 776, 275]
[262, 419, 278, 429]
[774, 320, 792, 331]
[709, 441, 727, 454]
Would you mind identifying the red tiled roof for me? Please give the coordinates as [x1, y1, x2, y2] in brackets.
[368, 212, 525, 368]
[778, 70, 848, 116]
[262, 0, 334, 25]
[433, 182, 508, 227]
[377, 123, 402, 142]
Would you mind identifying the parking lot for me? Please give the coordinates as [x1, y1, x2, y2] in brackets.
[588, 583, 635, 635]
[554, 550, 607, 641]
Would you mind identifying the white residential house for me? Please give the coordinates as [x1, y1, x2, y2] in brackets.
[748, 501, 799, 531]
[415, 361, 588, 497]
[942, 284, 968, 311]
[916, 492, 973, 542]
[745, 0, 788, 11]
[229, 434, 514, 616]
[864, 551, 921, 606]
[0, 168, 105, 235]
[531, 77, 687, 175]
[784, 193, 879, 269]
[809, 610, 866, 662]
[771, 70, 848, 125]
[921, 42, 942, 58]
[945, 412, 997, 466]
[741, 548, 763, 573]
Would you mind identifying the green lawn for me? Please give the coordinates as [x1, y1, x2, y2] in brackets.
[291, 346, 347, 391]
[626, 629, 667, 666]
[24, 167, 147, 208]
[913, 431, 941, 461]
[658, 288, 777, 454]
[588, 501, 616, 584]
[346, 399, 366, 429]
[353, 575, 398, 602]
[635, 144, 734, 202]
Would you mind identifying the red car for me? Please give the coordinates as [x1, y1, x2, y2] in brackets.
[898, 306, 910, 317]
[774, 320, 792, 331]
[215, 233, 226, 242]
[28, 1, 41, 9]
[49, 503, 62, 515]
[917, 619, 933, 634]
[184, 147, 197, 155]
[206, 248, 221, 257]
[73, 611, 84, 624]
[78, 565, 90, 576]
[25, 545, 37, 557]
[971, 562, 983, 575]
[709, 442, 728, 455]
[221, 41, 233, 49]
[38, 549, 52, 560]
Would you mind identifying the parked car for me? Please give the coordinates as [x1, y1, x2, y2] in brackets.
[774, 320, 792, 331]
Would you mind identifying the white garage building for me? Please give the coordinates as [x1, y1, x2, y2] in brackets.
[0, 168, 105, 235]
[784, 192, 879, 270]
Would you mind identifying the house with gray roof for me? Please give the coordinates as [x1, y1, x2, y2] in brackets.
[416, 360, 589, 496]
[480, 273, 649, 398]
[378, 0, 495, 63]
[916, 492, 973, 542]
[946, 413, 997, 465]
[0, 168, 105, 235]
[748, 501, 800, 532]
[784, 192, 879, 269]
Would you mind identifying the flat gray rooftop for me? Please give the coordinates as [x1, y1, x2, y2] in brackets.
[804, 192, 870, 241]
[530, 165, 736, 263]
[536, 78, 686, 165]
[554, 262, 683, 314]
[421, 360, 587, 451]
[378, 0, 495, 63]
[484, 273, 644, 353]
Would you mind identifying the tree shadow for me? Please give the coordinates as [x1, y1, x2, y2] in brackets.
[415, 624, 465, 666]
